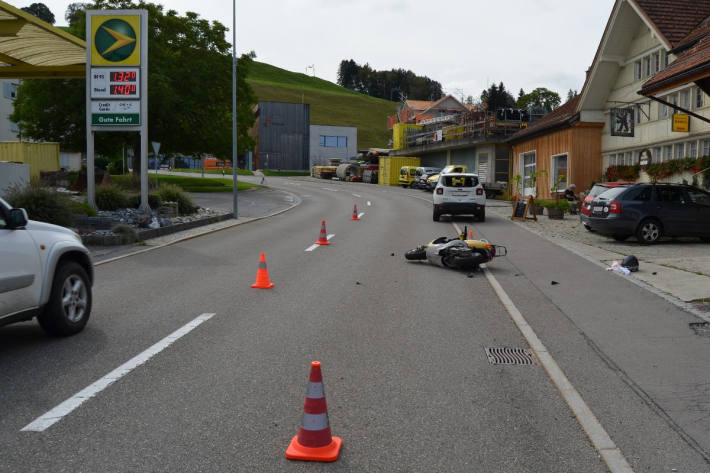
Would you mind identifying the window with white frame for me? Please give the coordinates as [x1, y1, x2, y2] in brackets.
[680, 89, 690, 109]
[634, 61, 642, 81]
[626, 152, 634, 165]
[635, 106, 641, 124]
[608, 154, 616, 166]
[653, 147, 661, 163]
[663, 49, 669, 68]
[550, 153, 568, 191]
[696, 87, 704, 109]
[703, 139, 710, 157]
[663, 145, 672, 161]
[659, 101, 668, 118]
[688, 141, 697, 158]
[319, 135, 347, 148]
[2, 82, 18, 100]
[674, 143, 685, 159]
[643, 56, 651, 78]
[653, 52, 660, 74]
[520, 151, 536, 192]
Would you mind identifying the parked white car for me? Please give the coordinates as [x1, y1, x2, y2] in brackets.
[432, 173, 486, 222]
[0, 197, 93, 335]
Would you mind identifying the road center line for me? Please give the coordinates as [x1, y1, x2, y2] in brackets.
[367, 201, 371, 206]
[352, 193, 361, 198]
[357, 212, 364, 218]
[450, 223, 633, 473]
[21, 313, 216, 432]
[305, 234, 335, 252]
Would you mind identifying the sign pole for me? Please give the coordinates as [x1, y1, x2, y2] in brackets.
[232, 0, 238, 219]
[139, 10, 149, 211]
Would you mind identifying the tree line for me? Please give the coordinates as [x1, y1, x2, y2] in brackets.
[337, 59, 443, 102]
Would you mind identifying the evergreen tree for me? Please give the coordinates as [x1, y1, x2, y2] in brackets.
[21, 3, 55, 24]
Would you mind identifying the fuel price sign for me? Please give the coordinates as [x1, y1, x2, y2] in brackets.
[91, 68, 140, 98]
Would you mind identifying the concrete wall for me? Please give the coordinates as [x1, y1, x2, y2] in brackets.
[0, 162, 29, 197]
[60, 151, 82, 171]
[309, 124, 357, 167]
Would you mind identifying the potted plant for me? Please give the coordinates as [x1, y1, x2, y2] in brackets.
[529, 169, 548, 214]
[541, 199, 570, 219]
[511, 173, 522, 200]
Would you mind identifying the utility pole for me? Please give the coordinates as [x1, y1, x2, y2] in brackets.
[232, 0, 238, 218]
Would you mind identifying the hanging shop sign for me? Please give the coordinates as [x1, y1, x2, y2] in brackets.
[672, 113, 690, 132]
[610, 108, 634, 137]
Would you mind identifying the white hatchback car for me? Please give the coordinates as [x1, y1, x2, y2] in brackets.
[0, 197, 93, 335]
[432, 173, 486, 222]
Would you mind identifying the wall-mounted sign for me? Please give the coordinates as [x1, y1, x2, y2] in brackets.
[610, 108, 634, 137]
[672, 113, 690, 132]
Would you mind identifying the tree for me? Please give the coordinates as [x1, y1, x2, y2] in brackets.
[65, 2, 91, 24]
[12, 0, 257, 173]
[336, 59, 442, 101]
[21, 3, 55, 24]
[480, 82, 516, 111]
[516, 87, 561, 112]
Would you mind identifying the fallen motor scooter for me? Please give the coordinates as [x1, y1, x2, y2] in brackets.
[405, 226, 507, 270]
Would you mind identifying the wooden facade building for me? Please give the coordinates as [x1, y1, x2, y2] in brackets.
[508, 96, 603, 200]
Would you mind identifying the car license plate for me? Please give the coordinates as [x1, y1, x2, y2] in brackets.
[593, 206, 604, 212]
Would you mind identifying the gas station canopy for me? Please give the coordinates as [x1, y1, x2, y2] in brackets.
[0, 1, 85, 79]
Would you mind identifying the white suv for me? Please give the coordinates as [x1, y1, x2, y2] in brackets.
[432, 173, 486, 222]
[0, 197, 93, 335]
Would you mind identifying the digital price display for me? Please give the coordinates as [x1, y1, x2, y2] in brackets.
[110, 71, 137, 83]
[91, 68, 140, 99]
[110, 84, 138, 95]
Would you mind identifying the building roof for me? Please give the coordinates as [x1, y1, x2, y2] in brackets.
[405, 100, 434, 111]
[641, 34, 710, 95]
[0, 1, 85, 78]
[633, 0, 710, 47]
[508, 95, 581, 144]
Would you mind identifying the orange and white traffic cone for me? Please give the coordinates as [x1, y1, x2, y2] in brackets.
[468, 230, 474, 239]
[250, 252, 274, 289]
[350, 204, 360, 221]
[286, 361, 342, 462]
[315, 220, 330, 245]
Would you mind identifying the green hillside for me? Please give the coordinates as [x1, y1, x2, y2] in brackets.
[246, 62, 397, 150]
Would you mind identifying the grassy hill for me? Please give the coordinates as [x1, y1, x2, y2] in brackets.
[246, 61, 397, 150]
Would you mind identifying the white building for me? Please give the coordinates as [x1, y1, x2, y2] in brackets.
[309, 124, 357, 167]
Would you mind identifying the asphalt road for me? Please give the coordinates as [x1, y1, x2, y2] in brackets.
[2, 177, 710, 472]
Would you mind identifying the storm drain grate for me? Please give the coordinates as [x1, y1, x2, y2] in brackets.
[485, 347, 537, 365]
[689, 322, 710, 336]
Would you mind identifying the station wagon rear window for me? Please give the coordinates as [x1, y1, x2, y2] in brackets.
[442, 176, 478, 187]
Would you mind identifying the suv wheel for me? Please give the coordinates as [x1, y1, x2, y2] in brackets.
[433, 207, 440, 222]
[478, 208, 485, 222]
[38, 261, 92, 336]
[636, 219, 662, 244]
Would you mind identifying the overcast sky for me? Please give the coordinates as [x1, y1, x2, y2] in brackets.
[38, 0, 615, 101]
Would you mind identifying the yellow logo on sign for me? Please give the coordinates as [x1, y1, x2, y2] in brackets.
[91, 15, 140, 66]
[672, 113, 690, 132]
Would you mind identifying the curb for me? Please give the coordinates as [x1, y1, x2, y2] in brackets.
[94, 188, 301, 266]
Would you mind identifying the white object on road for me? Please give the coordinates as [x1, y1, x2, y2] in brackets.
[21, 313, 216, 432]
[607, 261, 631, 275]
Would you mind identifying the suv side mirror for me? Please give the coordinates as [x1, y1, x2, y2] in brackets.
[8, 208, 28, 228]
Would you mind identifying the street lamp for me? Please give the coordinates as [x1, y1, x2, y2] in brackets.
[232, 0, 238, 219]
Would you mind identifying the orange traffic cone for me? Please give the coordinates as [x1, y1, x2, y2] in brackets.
[250, 252, 274, 289]
[468, 230, 474, 239]
[315, 220, 330, 245]
[350, 204, 360, 221]
[286, 361, 342, 462]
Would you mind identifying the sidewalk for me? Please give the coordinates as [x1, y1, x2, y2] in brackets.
[487, 201, 710, 316]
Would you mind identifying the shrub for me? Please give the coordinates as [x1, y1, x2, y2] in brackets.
[68, 200, 97, 217]
[95, 184, 129, 210]
[540, 199, 570, 211]
[157, 183, 196, 214]
[111, 223, 138, 244]
[4, 186, 74, 227]
[127, 193, 162, 209]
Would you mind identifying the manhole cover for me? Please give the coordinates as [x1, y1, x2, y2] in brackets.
[485, 347, 537, 365]
[689, 322, 710, 336]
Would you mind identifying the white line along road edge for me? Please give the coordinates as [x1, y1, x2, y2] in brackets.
[305, 234, 335, 252]
[450, 223, 634, 473]
[22, 313, 216, 432]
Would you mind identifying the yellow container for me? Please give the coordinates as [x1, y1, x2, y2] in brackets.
[392, 123, 422, 150]
[443, 126, 464, 142]
[0, 142, 60, 179]
[378, 157, 420, 186]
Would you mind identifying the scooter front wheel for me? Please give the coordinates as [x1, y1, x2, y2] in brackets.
[405, 247, 427, 260]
